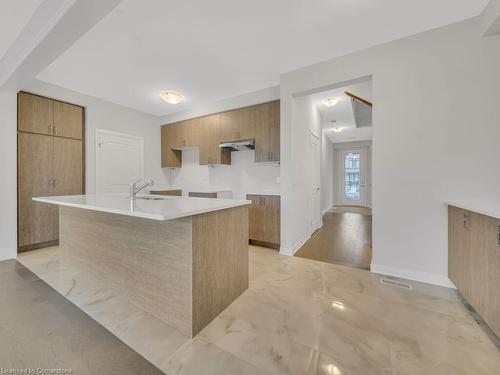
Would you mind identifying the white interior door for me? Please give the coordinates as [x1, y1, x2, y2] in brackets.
[310, 131, 321, 232]
[96, 130, 144, 194]
[339, 149, 366, 206]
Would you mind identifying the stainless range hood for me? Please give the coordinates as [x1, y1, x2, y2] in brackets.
[219, 139, 255, 151]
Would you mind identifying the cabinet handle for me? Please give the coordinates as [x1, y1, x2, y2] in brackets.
[49, 178, 53, 187]
[48, 125, 53, 135]
[53, 179, 58, 186]
[497, 225, 500, 247]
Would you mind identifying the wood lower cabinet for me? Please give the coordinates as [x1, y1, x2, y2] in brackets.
[255, 101, 280, 162]
[448, 205, 500, 337]
[150, 189, 182, 196]
[18, 133, 55, 248]
[17, 92, 84, 252]
[247, 194, 280, 249]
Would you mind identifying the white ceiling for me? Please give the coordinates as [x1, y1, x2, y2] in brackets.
[37, 0, 488, 116]
[0, 0, 43, 60]
[312, 80, 372, 143]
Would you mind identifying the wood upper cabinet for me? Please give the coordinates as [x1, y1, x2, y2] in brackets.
[53, 101, 84, 139]
[18, 92, 53, 136]
[18, 133, 55, 247]
[18, 92, 83, 139]
[220, 106, 257, 142]
[161, 124, 182, 168]
[161, 100, 280, 167]
[448, 205, 500, 338]
[247, 194, 280, 248]
[255, 101, 280, 162]
[199, 114, 230, 166]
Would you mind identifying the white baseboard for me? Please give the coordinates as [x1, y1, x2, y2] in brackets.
[370, 263, 456, 289]
[279, 230, 313, 257]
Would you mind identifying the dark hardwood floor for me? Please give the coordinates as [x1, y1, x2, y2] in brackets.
[0, 260, 164, 374]
[294, 206, 372, 270]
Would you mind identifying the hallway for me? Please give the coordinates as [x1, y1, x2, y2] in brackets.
[295, 206, 372, 269]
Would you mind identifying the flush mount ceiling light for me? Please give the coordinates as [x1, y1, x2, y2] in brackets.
[323, 97, 339, 107]
[332, 127, 345, 133]
[160, 91, 185, 104]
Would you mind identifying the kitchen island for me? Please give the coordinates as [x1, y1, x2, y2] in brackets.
[33, 194, 250, 337]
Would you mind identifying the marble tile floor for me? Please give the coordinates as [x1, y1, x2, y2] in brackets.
[0, 259, 163, 374]
[17, 246, 500, 375]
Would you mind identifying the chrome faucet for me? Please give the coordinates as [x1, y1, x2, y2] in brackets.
[129, 179, 155, 199]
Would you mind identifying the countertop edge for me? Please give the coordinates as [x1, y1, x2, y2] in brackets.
[445, 201, 500, 220]
[33, 197, 251, 221]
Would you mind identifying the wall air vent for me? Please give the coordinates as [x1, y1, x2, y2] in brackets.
[380, 277, 413, 290]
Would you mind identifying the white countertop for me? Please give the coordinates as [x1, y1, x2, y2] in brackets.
[445, 200, 500, 220]
[33, 194, 251, 221]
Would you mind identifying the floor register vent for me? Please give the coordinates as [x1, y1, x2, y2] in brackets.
[380, 277, 413, 290]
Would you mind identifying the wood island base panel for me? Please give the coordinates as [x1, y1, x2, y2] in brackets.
[58, 205, 249, 337]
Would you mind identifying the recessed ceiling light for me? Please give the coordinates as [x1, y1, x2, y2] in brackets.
[332, 127, 344, 133]
[323, 97, 339, 107]
[160, 91, 185, 104]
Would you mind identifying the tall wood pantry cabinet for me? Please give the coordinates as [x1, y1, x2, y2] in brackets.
[17, 92, 85, 252]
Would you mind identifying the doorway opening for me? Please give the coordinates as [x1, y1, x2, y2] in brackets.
[294, 78, 373, 270]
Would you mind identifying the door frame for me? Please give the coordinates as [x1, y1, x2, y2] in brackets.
[309, 130, 322, 232]
[95, 129, 144, 194]
[336, 145, 370, 207]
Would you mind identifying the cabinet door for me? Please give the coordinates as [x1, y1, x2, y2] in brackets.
[470, 212, 490, 316]
[221, 106, 256, 142]
[471, 212, 500, 336]
[18, 92, 54, 136]
[199, 114, 231, 165]
[52, 138, 84, 239]
[53, 101, 84, 139]
[248, 195, 266, 241]
[448, 206, 472, 299]
[161, 125, 182, 168]
[248, 195, 280, 246]
[184, 118, 201, 147]
[255, 101, 280, 162]
[264, 195, 281, 244]
[18, 133, 54, 248]
[269, 101, 280, 162]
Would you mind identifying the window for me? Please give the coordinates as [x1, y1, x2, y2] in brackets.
[344, 152, 360, 201]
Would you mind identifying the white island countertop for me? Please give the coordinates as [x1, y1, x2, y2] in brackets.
[33, 194, 251, 221]
[446, 200, 500, 220]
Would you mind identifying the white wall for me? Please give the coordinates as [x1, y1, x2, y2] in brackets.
[280, 17, 500, 287]
[162, 148, 280, 199]
[332, 141, 372, 208]
[24, 79, 166, 194]
[280, 94, 322, 255]
[0, 89, 18, 261]
[321, 130, 334, 214]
